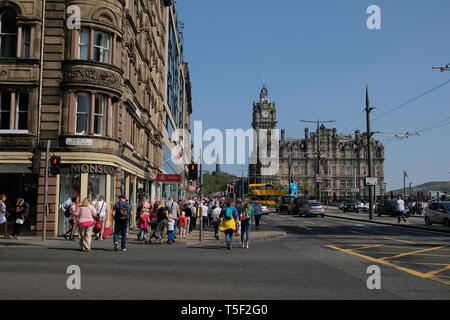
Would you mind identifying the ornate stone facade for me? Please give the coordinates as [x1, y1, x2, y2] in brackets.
[0, 0, 193, 236]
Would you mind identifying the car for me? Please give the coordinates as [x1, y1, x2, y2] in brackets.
[299, 200, 325, 217]
[276, 196, 293, 213]
[288, 197, 309, 215]
[261, 204, 270, 215]
[341, 200, 360, 213]
[425, 202, 450, 227]
[375, 199, 410, 217]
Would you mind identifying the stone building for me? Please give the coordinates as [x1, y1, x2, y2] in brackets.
[249, 87, 385, 201]
[0, 0, 193, 237]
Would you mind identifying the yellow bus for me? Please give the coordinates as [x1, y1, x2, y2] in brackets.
[248, 184, 286, 207]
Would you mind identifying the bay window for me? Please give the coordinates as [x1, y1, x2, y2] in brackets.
[76, 93, 89, 134]
[75, 92, 110, 136]
[78, 28, 110, 63]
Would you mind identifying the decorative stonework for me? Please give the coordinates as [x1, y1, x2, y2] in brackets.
[64, 67, 122, 90]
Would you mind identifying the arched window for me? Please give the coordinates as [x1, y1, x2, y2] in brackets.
[0, 7, 17, 57]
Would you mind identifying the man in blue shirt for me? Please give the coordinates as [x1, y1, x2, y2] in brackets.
[113, 195, 133, 251]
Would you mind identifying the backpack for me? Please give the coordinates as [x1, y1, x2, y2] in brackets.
[225, 207, 233, 219]
[64, 205, 72, 218]
[240, 208, 250, 221]
[118, 203, 130, 221]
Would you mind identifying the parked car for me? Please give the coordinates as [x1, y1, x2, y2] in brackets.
[375, 199, 410, 217]
[288, 197, 309, 215]
[276, 196, 293, 213]
[341, 200, 360, 213]
[299, 200, 325, 217]
[425, 202, 450, 227]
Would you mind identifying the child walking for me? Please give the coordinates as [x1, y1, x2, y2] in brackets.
[138, 208, 150, 244]
[167, 214, 175, 244]
[179, 211, 188, 239]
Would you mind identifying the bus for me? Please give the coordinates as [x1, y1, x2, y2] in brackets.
[248, 184, 287, 207]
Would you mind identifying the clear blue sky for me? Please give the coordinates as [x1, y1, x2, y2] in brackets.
[177, 0, 450, 191]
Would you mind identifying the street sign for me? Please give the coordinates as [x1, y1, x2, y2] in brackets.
[365, 177, 378, 186]
[66, 138, 93, 146]
[351, 188, 360, 193]
[156, 174, 182, 182]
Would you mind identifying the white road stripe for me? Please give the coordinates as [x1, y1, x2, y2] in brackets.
[349, 231, 369, 235]
[300, 226, 312, 231]
[383, 237, 415, 244]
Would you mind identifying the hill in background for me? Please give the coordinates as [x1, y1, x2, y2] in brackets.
[389, 181, 450, 196]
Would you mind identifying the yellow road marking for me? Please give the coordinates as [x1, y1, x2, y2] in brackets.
[327, 245, 430, 279]
[390, 261, 449, 266]
[382, 245, 448, 261]
[425, 265, 450, 277]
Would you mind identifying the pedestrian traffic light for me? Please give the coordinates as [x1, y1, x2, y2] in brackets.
[50, 156, 61, 175]
[187, 163, 198, 180]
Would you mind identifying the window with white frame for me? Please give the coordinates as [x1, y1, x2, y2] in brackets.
[76, 93, 89, 134]
[93, 94, 106, 135]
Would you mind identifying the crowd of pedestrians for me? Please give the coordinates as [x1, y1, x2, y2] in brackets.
[0, 191, 265, 252]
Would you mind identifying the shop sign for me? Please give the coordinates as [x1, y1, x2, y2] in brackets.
[156, 174, 182, 182]
[66, 138, 93, 146]
[68, 164, 115, 175]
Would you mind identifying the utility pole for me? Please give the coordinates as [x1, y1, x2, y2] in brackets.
[198, 147, 203, 242]
[409, 182, 413, 199]
[365, 86, 374, 220]
[43, 140, 50, 241]
[403, 170, 408, 199]
[300, 119, 336, 203]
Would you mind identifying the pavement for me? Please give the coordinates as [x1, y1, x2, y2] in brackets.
[324, 206, 450, 234]
[0, 219, 287, 248]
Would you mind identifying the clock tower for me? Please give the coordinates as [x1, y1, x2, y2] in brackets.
[249, 86, 277, 184]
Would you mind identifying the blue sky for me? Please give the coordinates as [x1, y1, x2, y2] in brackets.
[176, 0, 450, 191]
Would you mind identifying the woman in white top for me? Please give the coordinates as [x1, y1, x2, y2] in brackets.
[0, 194, 10, 239]
[95, 195, 107, 240]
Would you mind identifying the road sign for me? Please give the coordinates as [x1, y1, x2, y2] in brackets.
[365, 177, 378, 186]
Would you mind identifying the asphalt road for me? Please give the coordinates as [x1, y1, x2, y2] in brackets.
[1, 210, 450, 300]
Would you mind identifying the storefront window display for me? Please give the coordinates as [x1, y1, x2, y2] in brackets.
[88, 174, 106, 207]
[58, 173, 80, 235]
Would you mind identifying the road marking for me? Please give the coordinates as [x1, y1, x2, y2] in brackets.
[327, 245, 430, 279]
[303, 221, 315, 225]
[383, 237, 415, 244]
[382, 245, 448, 261]
[349, 231, 369, 235]
[299, 226, 312, 231]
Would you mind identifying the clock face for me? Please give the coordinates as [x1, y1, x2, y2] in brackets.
[262, 110, 270, 118]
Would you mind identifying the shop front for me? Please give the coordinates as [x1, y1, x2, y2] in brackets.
[58, 163, 116, 235]
[0, 163, 38, 231]
[157, 173, 182, 201]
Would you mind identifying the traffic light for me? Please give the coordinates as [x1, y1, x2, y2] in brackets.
[187, 163, 198, 180]
[28, 151, 40, 175]
[50, 156, 61, 175]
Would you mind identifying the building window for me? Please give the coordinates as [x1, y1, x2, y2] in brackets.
[0, 90, 28, 131]
[79, 28, 110, 63]
[16, 91, 28, 130]
[79, 29, 89, 60]
[76, 93, 89, 134]
[93, 94, 105, 135]
[21, 25, 31, 58]
[0, 91, 10, 129]
[0, 8, 17, 58]
[93, 30, 110, 63]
